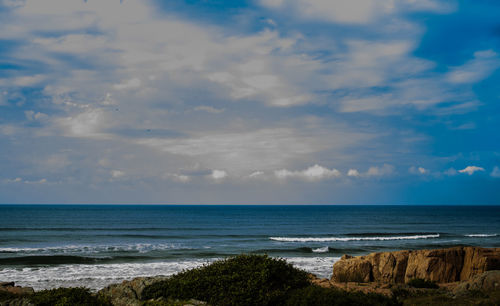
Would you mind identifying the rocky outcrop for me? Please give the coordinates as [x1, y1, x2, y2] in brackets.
[332, 246, 500, 283]
[0, 282, 34, 306]
[453, 270, 500, 296]
[0, 282, 34, 296]
[98, 276, 168, 306]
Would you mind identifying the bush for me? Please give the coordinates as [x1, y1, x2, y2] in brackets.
[141, 254, 310, 306]
[285, 285, 400, 306]
[29, 287, 111, 306]
[0, 290, 19, 302]
[407, 278, 439, 289]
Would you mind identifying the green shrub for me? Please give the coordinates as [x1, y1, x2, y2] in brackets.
[285, 285, 400, 306]
[29, 287, 111, 306]
[142, 254, 310, 306]
[0, 290, 19, 302]
[407, 278, 439, 289]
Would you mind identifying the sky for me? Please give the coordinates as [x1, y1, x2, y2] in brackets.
[0, 0, 499, 204]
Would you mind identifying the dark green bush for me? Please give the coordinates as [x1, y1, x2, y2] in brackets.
[142, 254, 310, 306]
[285, 285, 400, 306]
[29, 287, 111, 306]
[407, 278, 439, 289]
[0, 290, 18, 302]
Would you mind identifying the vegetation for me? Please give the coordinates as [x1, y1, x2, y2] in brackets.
[0, 290, 19, 302]
[142, 254, 310, 306]
[395, 289, 500, 306]
[142, 254, 397, 306]
[29, 287, 111, 306]
[407, 278, 439, 289]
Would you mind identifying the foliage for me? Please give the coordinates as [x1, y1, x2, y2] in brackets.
[407, 278, 439, 289]
[0, 290, 18, 302]
[29, 287, 111, 306]
[141, 254, 310, 306]
[285, 285, 400, 306]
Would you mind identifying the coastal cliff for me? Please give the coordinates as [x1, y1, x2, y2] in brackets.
[331, 246, 500, 283]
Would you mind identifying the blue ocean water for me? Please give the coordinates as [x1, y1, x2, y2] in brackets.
[0, 205, 499, 290]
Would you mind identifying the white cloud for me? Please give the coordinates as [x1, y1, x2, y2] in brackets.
[24, 110, 48, 121]
[259, 0, 452, 24]
[166, 173, 191, 183]
[347, 169, 360, 177]
[366, 164, 395, 176]
[447, 50, 500, 84]
[409, 166, 428, 175]
[210, 169, 227, 180]
[110, 170, 125, 178]
[274, 164, 341, 181]
[248, 171, 265, 178]
[3, 177, 23, 183]
[491, 167, 500, 178]
[458, 166, 485, 175]
[193, 106, 225, 114]
[137, 127, 344, 174]
[57, 108, 109, 138]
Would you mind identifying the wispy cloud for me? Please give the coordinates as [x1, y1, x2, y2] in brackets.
[274, 164, 341, 181]
[458, 166, 485, 175]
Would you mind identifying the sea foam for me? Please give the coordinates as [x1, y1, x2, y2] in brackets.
[0, 243, 180, 254]
[0, 257, 340, 290]
[270, 234, 440, 242]
[465, 234, 497, 237]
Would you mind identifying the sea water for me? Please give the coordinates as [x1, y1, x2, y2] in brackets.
[0, 205, 498, 290]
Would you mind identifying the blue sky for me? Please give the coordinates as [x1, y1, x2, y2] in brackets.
[0, 0, 499, 204]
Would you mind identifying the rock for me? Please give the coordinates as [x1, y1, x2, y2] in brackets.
[0, 282, 34, 306]
[308, 274, 332, 288]
[453, 270, 500, 296]
[98, 276, 168, 306]
[331, 256, 372, 282]
[331, 246, 500, 284]
[404, 248, 464, 283]
[0, 282, 34, 296]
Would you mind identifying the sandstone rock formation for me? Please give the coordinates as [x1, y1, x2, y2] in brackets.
[331, 246, 500, 283]
[0, 282, 34, 296]
[453, 270, 500, 296]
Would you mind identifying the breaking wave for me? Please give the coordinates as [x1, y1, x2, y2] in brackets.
[270, 234, 440, 242]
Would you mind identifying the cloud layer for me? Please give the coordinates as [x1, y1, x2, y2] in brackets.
[0, 0, 499, 204]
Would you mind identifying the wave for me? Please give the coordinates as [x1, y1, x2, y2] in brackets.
[269, 234, 440, 242]
[0, 255, 156, 265]
[465, 234, 497, 237]
[0, 243, 180, 254]
[344, 232, 442, 237]
[312, 246, 329, 253]
[0, 256, 339, 291]
[0, 227, 208, 232]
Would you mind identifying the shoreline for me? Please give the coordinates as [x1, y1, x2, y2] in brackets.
[1, 246, 499, 305]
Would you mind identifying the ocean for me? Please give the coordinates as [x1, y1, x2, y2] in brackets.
[0, 205, 499, 290]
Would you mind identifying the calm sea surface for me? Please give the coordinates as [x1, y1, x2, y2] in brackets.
[0, 205, 499, 290]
